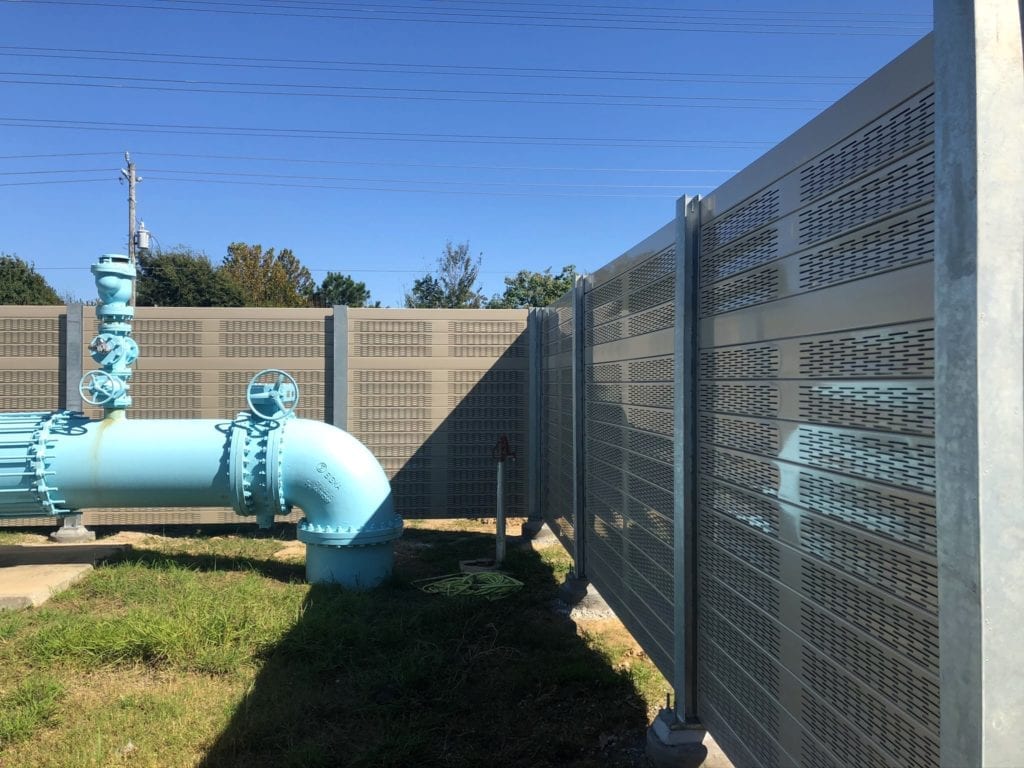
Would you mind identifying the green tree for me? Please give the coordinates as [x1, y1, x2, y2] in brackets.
[314, 272, 373, 307]
[487, 265, 577, 308]
[136, 246, 244, 307]
[404, 241, 485, 308]
[0, 253, 60, 305]
[220, 243, 315, 307]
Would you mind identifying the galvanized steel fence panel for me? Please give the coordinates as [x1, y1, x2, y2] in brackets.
[341, 308, 530, 520]
[582, 222, 678, 679]
[694, 36, 937, 768]
[0, 306, 65, 413]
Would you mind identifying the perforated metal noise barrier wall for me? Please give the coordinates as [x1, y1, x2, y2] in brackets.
[583, 223, 678, 681]
[342, 308, 529, 520]
[0, 307, 64, 415]
[539, 291, 575, 550]
[694, 37, 937, 768]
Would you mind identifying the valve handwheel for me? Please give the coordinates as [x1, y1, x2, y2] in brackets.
[246, 369, 300, 420]
[79, 370, 125, 406]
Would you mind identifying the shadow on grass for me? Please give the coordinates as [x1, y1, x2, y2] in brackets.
[168, 528, 650, 768]
[107, 548, 307, 585]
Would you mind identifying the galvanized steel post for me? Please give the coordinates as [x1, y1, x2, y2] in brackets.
[570, 275, 587, 578]
[526, 308, 542, 522]
[672, 195, 700, 725]
[934, 1, 1024, 765]
[330, 305, 348, 430]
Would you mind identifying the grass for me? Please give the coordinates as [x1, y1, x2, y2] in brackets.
[0, 675, 64, 747]
[0, 522, 669, 767]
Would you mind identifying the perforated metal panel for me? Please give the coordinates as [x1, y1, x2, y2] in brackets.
[540, 291, 575, 549]
[345, 308, 529, 519]
[0, 307, 64, 413]
[695, 36, 937, 768]
[582, 223, 677, 679]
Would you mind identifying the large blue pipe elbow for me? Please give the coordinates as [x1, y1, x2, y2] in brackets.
[282, 420, 403, 587]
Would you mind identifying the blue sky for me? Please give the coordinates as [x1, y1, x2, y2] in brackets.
[0, 1, 932, 306]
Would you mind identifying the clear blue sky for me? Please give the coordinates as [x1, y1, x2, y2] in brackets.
[0, 1, 932, 306]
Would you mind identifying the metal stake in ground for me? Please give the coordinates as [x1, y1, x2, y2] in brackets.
[492, 435, 516, 565]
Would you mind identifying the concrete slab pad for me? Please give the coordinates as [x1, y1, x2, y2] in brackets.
[0, 564, 93, 610]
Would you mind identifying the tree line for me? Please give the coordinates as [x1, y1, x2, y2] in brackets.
[0, 241, 575, 309]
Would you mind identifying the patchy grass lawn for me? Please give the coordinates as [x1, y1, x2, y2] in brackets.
[0, 521, 669, 767]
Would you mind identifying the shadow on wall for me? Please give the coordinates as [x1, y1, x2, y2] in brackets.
[189, 528, 652, 768]
[376, 328, 530, 521]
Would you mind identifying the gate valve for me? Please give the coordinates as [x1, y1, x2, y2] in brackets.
[79, 370, 128, 407]
[246, 369, 300, 420]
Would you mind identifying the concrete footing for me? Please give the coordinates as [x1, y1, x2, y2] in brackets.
[520, 520, 559, 550]
[556, 575, 615, 620]
[49, 514, 96, 543]
[645, 709, 709, 768]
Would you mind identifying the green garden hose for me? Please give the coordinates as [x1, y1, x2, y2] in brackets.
[414, 572, 524, 601]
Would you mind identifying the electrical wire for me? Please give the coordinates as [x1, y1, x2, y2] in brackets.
[0, 178, 112, 187]
[0, 163, 718, 190]
[0, 116, 772, 148]
[0, 150, 741, 173]
[4, 0, 931, 36]
[0, 73, 829, 110]
[143, 167, 712, 189]
[143, 175, 681, 198]
[0, 45, 866, 85]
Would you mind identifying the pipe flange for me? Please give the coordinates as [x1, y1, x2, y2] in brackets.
[23, 411, 73, 515]
[228, 413, 288, 528]
[297, 514, 404, 548]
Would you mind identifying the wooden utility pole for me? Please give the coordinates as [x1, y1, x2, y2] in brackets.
[121, 152, 140, 264]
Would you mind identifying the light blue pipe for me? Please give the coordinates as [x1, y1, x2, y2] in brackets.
[0, 254, 402, 588]
[0, 410, 403, 588]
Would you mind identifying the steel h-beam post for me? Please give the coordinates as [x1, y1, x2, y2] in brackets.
[571, 276, 587, 577]
[331, 305, 348, 429]
[527, 308, 543, 521]
[934, 1, 1024, 766]
[62, 303, 83, 412]
[647, 196, 706, 763]
[672, 195, 700, 725]
[53, 301, 93, 542]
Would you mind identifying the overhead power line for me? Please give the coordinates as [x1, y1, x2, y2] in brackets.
[0, 45, 865, 86]
[0, 151, 121, 160]
[5, 0, 932, 36]
[0, 150, 740, 173]
[0, 116, 773, 149]
[144, 175, 692, 196]
[0, 178, 112, 187]
[0, 167, 114, 175]
[0, 164, 719, 189]
[144, 167, 714, 189]
[0, 72, 831, 110]
[369, 0, 931, 20]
